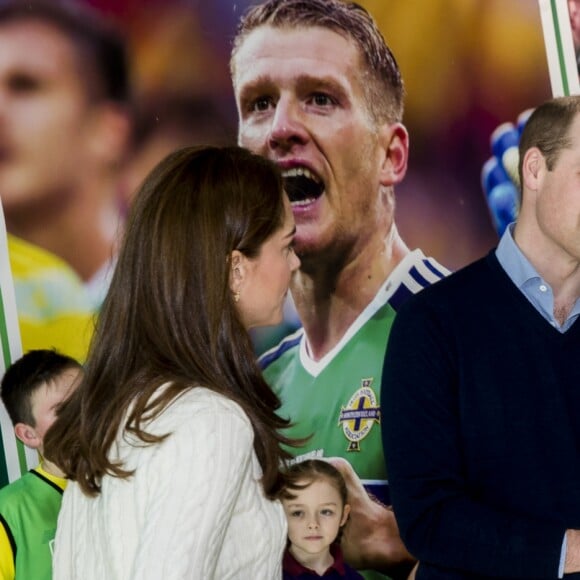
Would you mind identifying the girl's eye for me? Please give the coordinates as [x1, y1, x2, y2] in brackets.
[320, 509, 334, 516]
[290, 510, 303, 517]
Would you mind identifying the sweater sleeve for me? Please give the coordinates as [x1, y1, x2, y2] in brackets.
[381, 298, 565, 579]
[129, 393, 257, 580]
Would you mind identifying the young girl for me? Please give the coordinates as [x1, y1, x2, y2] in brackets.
[281, 460, 364, 579]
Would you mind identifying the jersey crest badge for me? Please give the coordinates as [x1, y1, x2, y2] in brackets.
[338, 378, 381, 452]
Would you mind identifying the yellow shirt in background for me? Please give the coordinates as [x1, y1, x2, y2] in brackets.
[8, 235, 95, 363]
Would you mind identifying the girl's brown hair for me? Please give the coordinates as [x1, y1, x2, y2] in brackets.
[282, 459, 348, 505]
[44, 145, 296, 498]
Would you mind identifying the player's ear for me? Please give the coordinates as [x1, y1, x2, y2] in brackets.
[86, 103, 132, 167]
[340, 504, 351, 527]
[14, 422, 41, 449]
[379, 122, 409, 187]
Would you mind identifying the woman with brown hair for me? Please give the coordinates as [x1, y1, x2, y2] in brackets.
[44, 145, 301, 579]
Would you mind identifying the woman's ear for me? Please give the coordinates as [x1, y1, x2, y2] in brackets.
[229, 250, 246, 296]
[340, 503, 351, 527]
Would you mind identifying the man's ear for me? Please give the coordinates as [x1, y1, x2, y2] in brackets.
[379, 122, 409, 187]
[14, 422, 41, 450]
[521, 146, 544, 194]
[340, 504, 351, 527]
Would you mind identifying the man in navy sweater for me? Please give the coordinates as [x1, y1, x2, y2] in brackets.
[382, 95, 580, 579]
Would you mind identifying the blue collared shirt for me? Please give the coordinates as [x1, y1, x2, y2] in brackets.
[496, 224, 580, 333]
[496, 223, 580, 576]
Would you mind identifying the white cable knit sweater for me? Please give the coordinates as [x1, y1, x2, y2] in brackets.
[52, 386, 286, 579]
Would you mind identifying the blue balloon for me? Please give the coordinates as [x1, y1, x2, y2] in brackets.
[487, 182, 519, 237]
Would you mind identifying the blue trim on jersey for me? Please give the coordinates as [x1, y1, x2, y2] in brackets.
[387, 285, 414, 311]
[423, 258, 447, 279]
[409, 266, 431, 288]
[259, 332, 302, 370]
[260, 257, 446, 369]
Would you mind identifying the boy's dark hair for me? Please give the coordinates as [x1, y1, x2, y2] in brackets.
[282, 459, 348, 505]
[0, 0, 130, 104]
[1, 349, 82, 427]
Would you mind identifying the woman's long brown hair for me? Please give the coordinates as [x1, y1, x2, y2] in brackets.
[44, 145, 296, 498]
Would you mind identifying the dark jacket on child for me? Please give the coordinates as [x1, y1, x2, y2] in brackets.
[283, 543, 364, 579]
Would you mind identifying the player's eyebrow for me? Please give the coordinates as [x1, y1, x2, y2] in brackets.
[236, 74, 275, 97]
[295, 73, 349, 95]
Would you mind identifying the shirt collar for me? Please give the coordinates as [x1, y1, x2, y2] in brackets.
[283, 543, 346, 576]
[495, 222, 541, 289]
[495, 222, 580, 331]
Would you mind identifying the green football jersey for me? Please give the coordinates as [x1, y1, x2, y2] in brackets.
[0, 467, 65, 580]
[264, 301, 394, 498]
[261, 250, 448, 580]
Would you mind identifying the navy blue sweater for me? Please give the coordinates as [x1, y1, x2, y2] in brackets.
[382, 252, 580, 579]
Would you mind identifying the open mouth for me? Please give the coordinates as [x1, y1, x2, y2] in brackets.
[282, 167, 324, 206]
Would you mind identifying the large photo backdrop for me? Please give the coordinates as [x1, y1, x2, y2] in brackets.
[0, 0, 574, 486]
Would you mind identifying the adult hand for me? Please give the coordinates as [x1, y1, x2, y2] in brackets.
[327, 457, 416, 579]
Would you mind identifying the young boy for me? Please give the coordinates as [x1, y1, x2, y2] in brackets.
[281, 460, 364, 579]
[0, 349, 82, 580]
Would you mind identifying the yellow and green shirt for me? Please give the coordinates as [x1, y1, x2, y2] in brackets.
[8, 234, 94, 362]
[0, 465, 67, 580]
